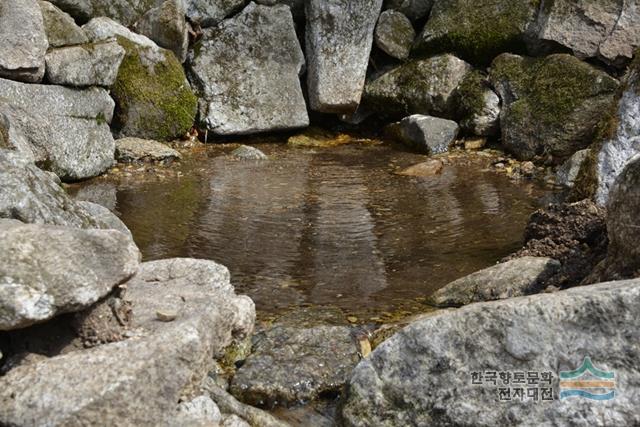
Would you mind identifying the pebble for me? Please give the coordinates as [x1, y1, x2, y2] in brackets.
[156, 310, 179, 322]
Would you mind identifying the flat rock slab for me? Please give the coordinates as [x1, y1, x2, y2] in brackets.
[115, 137, 181, 163]
[0, 258, 255, 425]
[306, 0, 383, 113]
[429, 256, 561, 307]
[189, 3, 308, 136]
[0, 0, 48, 82]
[385, 114, 459, 155]
[0, 77, 115, 181]
[45, 41, 125, 87]
[0, 220, 139, 331]
[343, 279, 640, 426]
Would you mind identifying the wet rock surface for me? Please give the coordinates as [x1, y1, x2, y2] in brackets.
[115, 137, 181, 163]
[230, 308, 361, 408]
[189, 3, 308, 136]
[306, 0, 383, 113]
[0, 219, 139, 331]
[343, 279, 640, 426]
[506, 200, 608, 289]
[429, 256, 561, 307]
[231, 145, 268, 160]
[385, 114, 458, 155]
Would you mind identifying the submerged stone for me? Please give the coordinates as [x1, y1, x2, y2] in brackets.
[231, 145, 268, 161]
[115, 137, 181, 163]
[189, 3, 308, 136]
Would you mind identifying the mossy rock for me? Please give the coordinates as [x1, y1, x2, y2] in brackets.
[413, 0, 540, 65]
[489, 53, 619, 162]
[111, 37, 197, 141]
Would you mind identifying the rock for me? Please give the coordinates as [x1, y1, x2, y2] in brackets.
[412, 0, 539, 65]
[177, 395, 223, 426]
[557, 149, 590, 188]
[490, 53, 619, 162]
[135, 0, 189, 63]
[0, 0, 48, 83]
[84, 18, 197, 141]
[364, 54, 471, 118]
[223, 415, 252, 427]
[82, 16, 158, 49]
[538, 0, 640, 66]
[374, 10, 415, 60]
[505, 200, 608, 289]
[184, 0, 246, 27]
[71, 181, 117, 211]
[464, 137, 486, 150]
[202, 378, 290, 427]
[0, 219, 139, 331]
[0, 78, 115, 180]
[343, 278, 640, 426]
[397, 159, 444, 177]
[231, 145, 268, 160]
[72, 287, 132, 348]
[453, 71, 500, 136]
[429, 257, 561, 307]
[38, 0, 89, 47]
[115, 137, 181, 163]
[384, 0, 433, 21]
[48, 0, 159, 26]
[305, 0, 383, 113]
[0, 258, 255, 425]
[287, 128, 372, 148]
[255, 0, 304, 24]
[189, 3, 308, 136]
[599, 156, 640, 280]
[385, 115, 458, 155]
[45, 41, 125, 87]
[230, 322, 360, 407]
[575, 55, 640, 205]
[75, 201, 132, 238]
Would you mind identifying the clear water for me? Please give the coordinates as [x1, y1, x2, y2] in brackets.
[71, 141, 554, 321]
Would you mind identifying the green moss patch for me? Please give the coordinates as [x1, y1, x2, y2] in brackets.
[111, 37, 197, 141]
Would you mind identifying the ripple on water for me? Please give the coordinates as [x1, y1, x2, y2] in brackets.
[74, 143, 555, 319]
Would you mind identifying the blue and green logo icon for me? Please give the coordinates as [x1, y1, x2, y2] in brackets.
[559, 357, 616, 401]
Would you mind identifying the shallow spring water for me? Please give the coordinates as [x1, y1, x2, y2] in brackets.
[72, 141, 555, 321]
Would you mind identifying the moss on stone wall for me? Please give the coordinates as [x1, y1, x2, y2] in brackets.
[111, 37, 197, 141]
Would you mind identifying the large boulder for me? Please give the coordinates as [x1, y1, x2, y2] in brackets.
[452, 71, 500, 136]
[490, 53, 620, 163]
[599, 156, 640, 280]
[0, 219, 139, 331]
[38, 0, 89, 47]
[385, 114, 459, 155]
[44, 40, 126, 87]
[343, 279, 640, 426]
[429, 257, 561, 307]
[412, 0, 539, 65]
[374, 10, 415, 60]
[305, 0, 383, 113]
[0, 258, 255, 425]
[135, 0, 189, 63]
[188, 2, 308, 136]
[184, 0, 247, 28]
[0, 78, 116, 180]
[364, 54, 471, 118]
[84, 18, 197, 141]
[538, 0, 640, 66]
[574, 54, 640, 205]
[230, 321, 360, 407]
[0, 0, 48, 83]
[48, 0, 158, 26]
